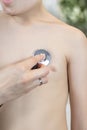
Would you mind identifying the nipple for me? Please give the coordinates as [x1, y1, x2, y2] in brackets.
[32, 49, 52, 69]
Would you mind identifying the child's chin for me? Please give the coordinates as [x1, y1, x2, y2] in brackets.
[2, 0, 13, 5]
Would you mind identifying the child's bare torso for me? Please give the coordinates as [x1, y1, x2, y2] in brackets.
[0, 16, 69, 130]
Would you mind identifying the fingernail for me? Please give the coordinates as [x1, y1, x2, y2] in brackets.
[40, 54, 45, 60]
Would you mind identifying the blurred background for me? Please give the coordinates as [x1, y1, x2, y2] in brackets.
[43, 0, 87, 36]
[0, 0, 87, 129]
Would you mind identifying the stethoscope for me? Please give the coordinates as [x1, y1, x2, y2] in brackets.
[32, 49, 52, 69]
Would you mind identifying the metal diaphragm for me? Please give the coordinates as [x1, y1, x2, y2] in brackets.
[32, 49, 52, 69]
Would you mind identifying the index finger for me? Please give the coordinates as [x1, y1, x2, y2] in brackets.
[22, 54, 45, 70]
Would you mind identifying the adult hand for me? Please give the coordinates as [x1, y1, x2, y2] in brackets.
[0, 54, 54, 106]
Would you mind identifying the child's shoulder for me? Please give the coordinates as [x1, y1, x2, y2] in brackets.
[52, 18, 87, 56]
[55, 17, 84, 36]
[54, 18, 86, 44]
[46, 16, 85, 39]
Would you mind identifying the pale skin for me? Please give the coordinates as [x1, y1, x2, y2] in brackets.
[0, 54, 53, 105]
[0, 0, 87, 130]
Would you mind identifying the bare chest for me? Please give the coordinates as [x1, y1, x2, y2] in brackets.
[0, 27, 69, 130]
[0, 28, 69, 95]
[0, 27, 68, 96]
[0, 27, 67, 70]
[0, 29, 68, 101]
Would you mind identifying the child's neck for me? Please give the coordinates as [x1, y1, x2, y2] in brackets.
[12, 2, 57, 26]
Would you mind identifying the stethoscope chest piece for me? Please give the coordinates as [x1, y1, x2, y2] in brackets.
[33, 49, 52, 66]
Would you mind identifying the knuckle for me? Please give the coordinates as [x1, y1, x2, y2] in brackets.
[44, 67, 49, 72]
[42, 77, 48, 84]
[45, 77, 48, 82]
[22, 78, 28, 85]
[21, 73, 34, 85]
[44, 79, 48, 84]
[43, 69, 49, 76]
[21, 75, 29, 84]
